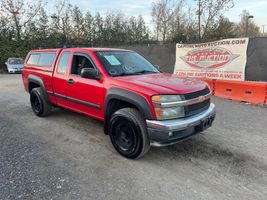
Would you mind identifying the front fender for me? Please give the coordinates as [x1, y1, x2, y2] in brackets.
[104, 88, 154, 134]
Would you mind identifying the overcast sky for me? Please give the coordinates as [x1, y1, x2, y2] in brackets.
[47, 0, 267, 32]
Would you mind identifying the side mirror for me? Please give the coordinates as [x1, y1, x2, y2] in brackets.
[154, 65, 160, 70]
[5, 62, 7, 65]
[81, 68, 100, 80]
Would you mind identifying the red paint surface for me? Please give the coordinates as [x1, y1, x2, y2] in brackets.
[22, 48, 207, 120]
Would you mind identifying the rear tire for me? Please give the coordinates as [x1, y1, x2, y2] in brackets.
[30, 87, 51, 117]
[109, 108, 150, 159]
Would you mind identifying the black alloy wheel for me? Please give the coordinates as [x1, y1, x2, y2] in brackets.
[109, 108, 150, 159]
[30, 87, 51, 117]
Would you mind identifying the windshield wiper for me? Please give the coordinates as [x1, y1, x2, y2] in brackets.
[112, 70, 158, 77]
[132, 70, 158, 75]
[112, 72, 135, 77]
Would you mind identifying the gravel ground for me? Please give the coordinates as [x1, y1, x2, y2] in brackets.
[0, 74, 266, 200]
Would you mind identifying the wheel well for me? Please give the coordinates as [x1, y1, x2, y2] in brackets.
[104, 99, 141, 135]
[29, 82, 40, 92]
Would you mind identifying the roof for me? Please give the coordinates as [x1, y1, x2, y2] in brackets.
[78, 47, 132, 52]
[30, 47, 132, 53]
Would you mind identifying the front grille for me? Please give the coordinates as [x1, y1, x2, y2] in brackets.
[185, 99, 210, 117]
[184, 87, 210, 100]
[183, 87, 211, 117]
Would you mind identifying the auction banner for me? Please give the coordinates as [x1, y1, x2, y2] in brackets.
[174, 38, 249, 81]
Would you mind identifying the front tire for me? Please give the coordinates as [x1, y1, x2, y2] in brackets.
[30, 87, 51, 117]
[109, 108, 150, 159]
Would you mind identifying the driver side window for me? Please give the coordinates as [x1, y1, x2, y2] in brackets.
[71, 54, 94, 76]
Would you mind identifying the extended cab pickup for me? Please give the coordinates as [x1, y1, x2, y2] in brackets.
[22, 48, 216, 159]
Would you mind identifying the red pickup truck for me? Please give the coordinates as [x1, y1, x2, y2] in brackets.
[22, 48, 215, 159]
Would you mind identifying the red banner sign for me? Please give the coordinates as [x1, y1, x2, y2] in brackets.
[174, 38, 249, 81]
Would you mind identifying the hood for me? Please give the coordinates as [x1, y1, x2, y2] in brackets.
[113, 73, 208, 95]
[7, 64, 23, 69]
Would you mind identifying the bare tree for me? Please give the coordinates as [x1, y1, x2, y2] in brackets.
[233, 10, 260, 37]
[213, 17, 235, 39]
[151, 2, 162, 41]
[72, 6, 85, 44]
[197, 0, 234, 41]
[184, 7, 198, 42]
[0, 0, 154, 65]
[0, 12, 12, 40]
[168, 0, 185, 41]
[151, 0, 184, 42]
[0, 0, 42, 40]
[51, 0, 72, 45]
[93, 12, 103, 45]
[84, 11, 94, 46]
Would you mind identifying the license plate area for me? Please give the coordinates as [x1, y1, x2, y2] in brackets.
[200, 116, 213, 131]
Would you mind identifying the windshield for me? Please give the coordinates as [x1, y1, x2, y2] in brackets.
[8, 58, 23, 65]
[96, 51, 160, 77]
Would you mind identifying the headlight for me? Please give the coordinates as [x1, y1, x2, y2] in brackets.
[152, 95, 185, 120]
[152, 95, 183, 103]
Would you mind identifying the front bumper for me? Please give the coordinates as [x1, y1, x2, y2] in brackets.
[8, 68, 22, 73]
[146, 103, 216, 147]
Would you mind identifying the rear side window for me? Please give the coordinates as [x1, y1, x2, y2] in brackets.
[38, 53, 56, 67]
[27, 54, 40, 65]
[26, 52, 56, 67]
[57, 52, 70, 74]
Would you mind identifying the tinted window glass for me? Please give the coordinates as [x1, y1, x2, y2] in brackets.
[57, 52, 70, 74]
[38, 53, 56, 67]
[27, 54, 40, 65]
[95, 51, 159, 77]
[71, 54, 95, 75]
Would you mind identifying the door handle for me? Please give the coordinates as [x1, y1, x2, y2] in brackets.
[67, 79, 75, 84]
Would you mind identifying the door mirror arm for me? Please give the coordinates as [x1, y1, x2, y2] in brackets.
[154, 65, 162, 72]
[80, 68, 101, 80]
[154, 65, 160, 70]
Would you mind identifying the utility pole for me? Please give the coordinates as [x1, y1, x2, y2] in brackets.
[10, 11, 20, 40]
[245, 15, 254, 37]
[262, 25, 267, 36]
[198, 0, 201, 41]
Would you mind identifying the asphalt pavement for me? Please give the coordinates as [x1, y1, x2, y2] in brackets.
[0, 74, 266, 200]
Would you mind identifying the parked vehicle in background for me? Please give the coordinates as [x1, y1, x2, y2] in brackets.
[5, 58, 24, 73]
[22, 48, 216, 159]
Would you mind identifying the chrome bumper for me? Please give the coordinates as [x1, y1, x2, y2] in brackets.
[8, 69, 22, 73]
[146, 103, 216, 147]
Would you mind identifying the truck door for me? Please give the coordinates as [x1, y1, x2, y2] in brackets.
[52, 50, 71, 108]
[65, 51, 105, 120]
